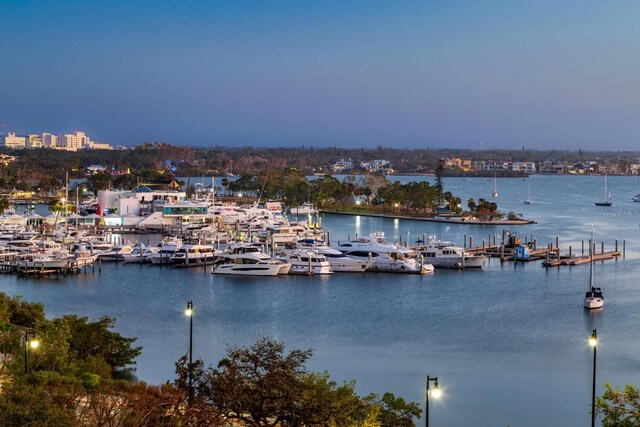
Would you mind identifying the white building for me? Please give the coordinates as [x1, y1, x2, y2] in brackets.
[1, 132, 26, 148]
[42, 133, 59, 147]
[511, 162, 536, 173]
[59, 131, 91, 151]
[27, 134, 43, 148]
[331, 158, 354, 173]
[361, 159, 393, 174]
[97, 187, 186, 216]
[482, 160, 510, 171]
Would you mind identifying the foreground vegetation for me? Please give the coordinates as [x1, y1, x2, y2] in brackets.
[0, 292, 420, 426]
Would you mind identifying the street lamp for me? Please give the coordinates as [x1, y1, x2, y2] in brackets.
[589, 329, 598, 427]
[426, 375, 441, 427]
[23, 330, 39, 374]
[185, 300, 194, 402]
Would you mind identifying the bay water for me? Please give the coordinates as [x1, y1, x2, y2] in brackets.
[4, 175, 640, 426]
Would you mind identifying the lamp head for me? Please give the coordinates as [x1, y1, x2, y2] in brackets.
[185, 301, 193, 317]
[29, 339, 40, 349]
[431, 381, 442, 399]
[589, 329, 597, 347]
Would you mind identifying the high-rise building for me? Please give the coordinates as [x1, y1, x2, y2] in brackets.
[27, 134, 43, 148]
[1, 132, 26, 148]
[42, 132, 59, 147]
[59, 131, 91, 150]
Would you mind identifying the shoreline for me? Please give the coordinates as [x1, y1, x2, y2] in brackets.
[319, 210, 536, 225]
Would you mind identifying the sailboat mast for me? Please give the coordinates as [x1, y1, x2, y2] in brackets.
[604, 176, 607, 201]
[589, 227, 594, 291]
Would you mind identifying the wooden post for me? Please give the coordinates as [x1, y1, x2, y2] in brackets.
[601, 241, 604, 254]
[615, 239, 618, 252]
[569, 246, 572, 259]
[482, 239, 485, 253]
[464, 234, 467, 248]
[470, 236, 473, 248]
[582, 240, 584, 256]
[623, 240, 626, 258]
[555, 236, 559, 251]
[533, 239, 537, 250]
[327, 231, 331, 246]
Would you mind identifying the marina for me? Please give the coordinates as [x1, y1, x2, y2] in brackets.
[2, 174, 640, 426]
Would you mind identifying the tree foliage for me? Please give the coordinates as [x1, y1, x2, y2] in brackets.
[596, 382, 640, 426]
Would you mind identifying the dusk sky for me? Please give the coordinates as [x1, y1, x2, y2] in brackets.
[1, 0, 639, 149]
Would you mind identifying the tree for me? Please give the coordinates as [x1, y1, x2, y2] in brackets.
[202, 337, 312, 427]
[596, 382, 640, 425]
[435, 159, 444, 205]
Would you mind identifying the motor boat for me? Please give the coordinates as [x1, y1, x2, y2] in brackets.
[171, 243, 218, 267]
[285, 239, 372, 272]
[416, 237, 486, 269]
[633, 193, 640, 202]
[333, 232, 434, 274]
[290, 202, 318, 215]
[213, 243, 291, 276]
[99, 244, 134, 261]
[122, 244, 159, 264]
[275, 250, 333, 275]
[148, 238, 182, 265]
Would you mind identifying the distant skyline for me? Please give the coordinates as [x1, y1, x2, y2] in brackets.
[1, 0, 639, 149]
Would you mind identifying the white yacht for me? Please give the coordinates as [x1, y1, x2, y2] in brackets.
[16, 252, 69, 269]
[333, 232, 434, 274]
[275, 250, 333, 275]
[213, 243, 291, 276]
[171, 243, 218, 267]
[416, 238, 486, 269]
[286, 239, 372, 272]
[122, 244, 159, 264]
[148, 238, 182, 265]
[99, 244, 134, 261]
[290, 202, 318, 215]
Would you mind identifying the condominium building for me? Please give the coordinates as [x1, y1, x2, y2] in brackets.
[512, 162, 536, 173]
[42, 133, 59, 147]
[59, 131, 91, 150]
[27, 134, 43, 148]
[1, 132, 26, 148]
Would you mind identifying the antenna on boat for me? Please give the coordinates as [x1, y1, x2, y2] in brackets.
[256, 161, 271, 207]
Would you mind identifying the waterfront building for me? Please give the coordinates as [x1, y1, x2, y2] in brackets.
[361, 159, 393, 174]
[598, 161, 620, 175]
[1, 132, 26, 148]
[331, 158, 354, 173]
[511, 162, 536, 173]
[539, 160, 566, 174]
[97, 187, 186, 216]
[443, 157, 472, 171]
[482, 160, 510, 171]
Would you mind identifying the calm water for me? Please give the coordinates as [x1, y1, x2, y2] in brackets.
[4, 175, 640, 426]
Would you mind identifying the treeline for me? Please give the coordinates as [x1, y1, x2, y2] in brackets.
[0, 292, 421, 426]
[2, 144, 640, 191]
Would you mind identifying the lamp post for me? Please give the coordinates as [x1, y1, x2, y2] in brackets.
[426, 375, 441, 427]
[589, 329, 598, 427]
[185, 301, 193, 403]
[23, 330, 39, 374]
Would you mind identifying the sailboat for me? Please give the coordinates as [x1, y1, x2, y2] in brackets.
[594, 175, 612, 206]
[492, 173, 498, 197]
[584, 227, 604, 309]
[523, 181, 532, 204]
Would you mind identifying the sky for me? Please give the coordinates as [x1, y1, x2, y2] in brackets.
[1, 0, 639, 149]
